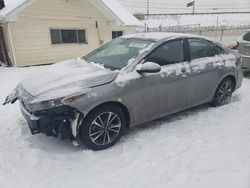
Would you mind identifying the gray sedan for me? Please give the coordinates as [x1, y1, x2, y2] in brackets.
[4, 33, 243, 150]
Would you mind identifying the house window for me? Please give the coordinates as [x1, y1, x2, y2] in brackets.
[50, 29, 87, 44]
[112, 31, 123, 39]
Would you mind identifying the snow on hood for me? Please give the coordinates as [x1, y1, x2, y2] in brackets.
[20, 58, 117, 101]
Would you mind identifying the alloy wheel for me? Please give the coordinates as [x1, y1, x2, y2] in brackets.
[217, 80, 233, 105]
[89, 112, 122, 146]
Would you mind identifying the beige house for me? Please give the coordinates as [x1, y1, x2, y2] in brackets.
[0, 0, 142, 67]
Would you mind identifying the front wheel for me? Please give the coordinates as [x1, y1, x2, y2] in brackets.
[79, 105, 126, 150]
[212, 78, 234, 107]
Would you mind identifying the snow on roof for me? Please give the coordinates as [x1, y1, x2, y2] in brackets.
[98, 0, 142, 26]
[0, 0, 142, 26]
[0, 0, 27, 17]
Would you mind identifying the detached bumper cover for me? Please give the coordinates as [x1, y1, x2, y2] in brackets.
[20, 102, 76, 140]
[20, 102, 40, 134]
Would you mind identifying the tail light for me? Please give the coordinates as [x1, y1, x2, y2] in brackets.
[228, 42, 239, 50]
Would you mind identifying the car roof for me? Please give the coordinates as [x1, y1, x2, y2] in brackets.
[122, 32, 221, 44]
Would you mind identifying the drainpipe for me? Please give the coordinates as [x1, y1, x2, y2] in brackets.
[96, 21, 102, 45]
[7, 23, 16, 66]
[0, 25, 7, 64]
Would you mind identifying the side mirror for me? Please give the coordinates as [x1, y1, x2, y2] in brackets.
[136, 62, 161, 74]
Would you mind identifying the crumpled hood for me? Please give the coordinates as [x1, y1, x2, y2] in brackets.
[19, 58, 118, 101]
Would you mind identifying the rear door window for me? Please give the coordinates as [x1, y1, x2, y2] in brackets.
[189, 39, 214, 60]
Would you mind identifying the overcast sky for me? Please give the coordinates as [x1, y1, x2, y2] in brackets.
[118, 0, 250, 14]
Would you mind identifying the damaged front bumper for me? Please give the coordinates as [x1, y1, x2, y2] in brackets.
[20, 101, 80, 140]
[3, 84, 84, 142]
[2, 89, 18, 105]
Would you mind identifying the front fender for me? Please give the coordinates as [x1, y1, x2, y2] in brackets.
[62, 83, 135, 125]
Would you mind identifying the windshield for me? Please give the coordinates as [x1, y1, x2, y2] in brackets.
[83, 38, 155, 70]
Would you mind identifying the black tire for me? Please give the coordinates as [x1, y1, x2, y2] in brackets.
[212, 78, 234, 107]
[79, 105, 126, 150]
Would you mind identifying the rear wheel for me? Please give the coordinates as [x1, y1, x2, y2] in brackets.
[212, 78, 234, 107]
[79, 105, 126, 150]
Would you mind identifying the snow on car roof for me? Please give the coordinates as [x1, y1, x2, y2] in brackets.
[122, 32, 216, 42]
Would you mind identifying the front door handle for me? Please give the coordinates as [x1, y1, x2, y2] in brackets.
[181, 68, 187, 73]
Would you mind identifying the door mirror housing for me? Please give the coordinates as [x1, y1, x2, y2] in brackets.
[136, 62, 161, 74]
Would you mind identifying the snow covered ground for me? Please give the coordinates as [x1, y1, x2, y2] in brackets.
[0, 66, 250, 188]
[119, 0, 250, 14]
[143, 13, 250, 28]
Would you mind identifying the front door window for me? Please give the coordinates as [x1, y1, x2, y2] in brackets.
[145, 40, 185, 66]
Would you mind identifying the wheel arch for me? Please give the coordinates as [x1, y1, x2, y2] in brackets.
[211, 74, 236, 106]
[222, 75, 236, 91]
[211, 74, 236, 100]
[83, 101, 131, 129]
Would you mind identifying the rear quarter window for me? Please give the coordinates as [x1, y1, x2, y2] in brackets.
[214, 45, 225, 55]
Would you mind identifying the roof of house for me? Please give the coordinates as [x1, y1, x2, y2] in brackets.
[0, 0, 142, 26]
[0, 0, 26, 17]
[97, 0, 142, 26]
